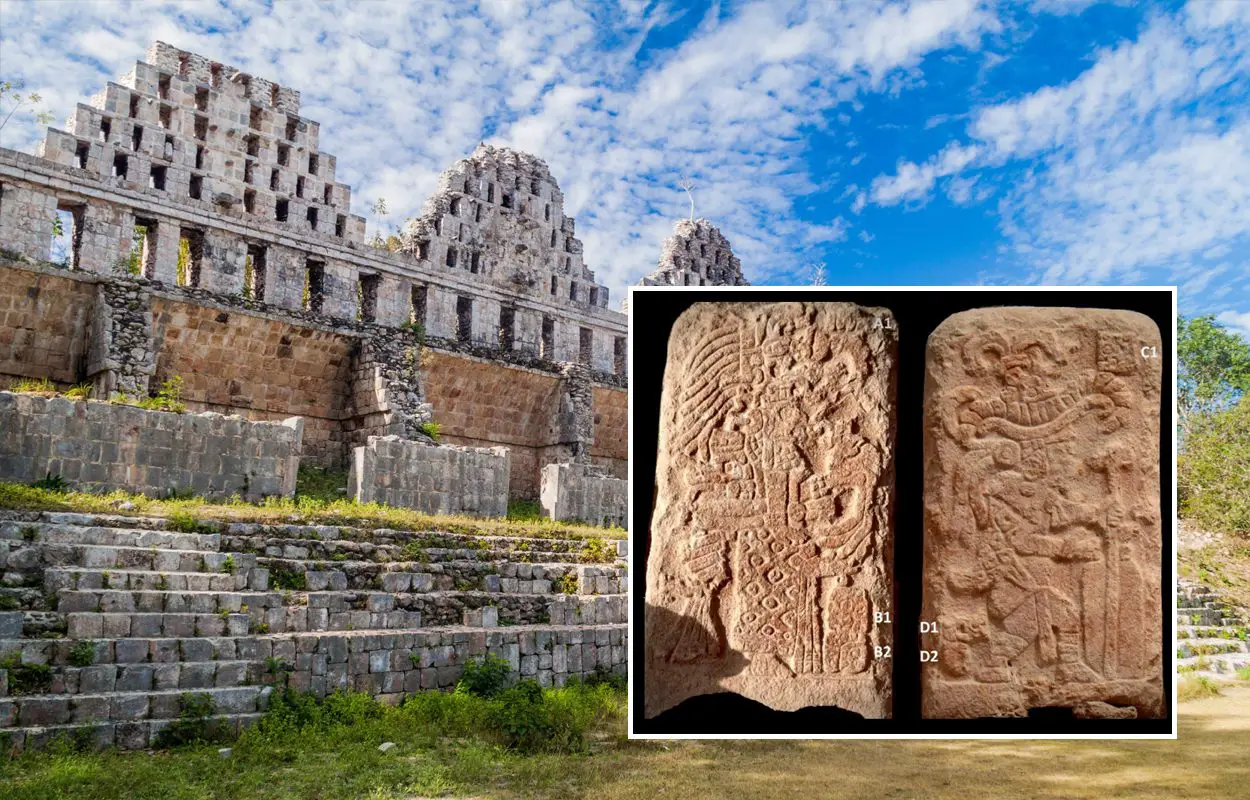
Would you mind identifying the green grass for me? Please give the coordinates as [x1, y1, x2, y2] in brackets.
[8, 686, 1250, 800]
[507, 499, 544, 522]
[9, 377, 57, 394]
[1178, 674, 1223, 702]
[0, 480, 626, 540]
[1, 682, 626, 800]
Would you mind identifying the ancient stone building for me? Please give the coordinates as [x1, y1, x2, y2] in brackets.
[0, 42, 627, 499]
[638, 218, 748, 288]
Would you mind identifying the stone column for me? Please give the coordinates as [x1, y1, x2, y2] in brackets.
[87, 278, 155, 398]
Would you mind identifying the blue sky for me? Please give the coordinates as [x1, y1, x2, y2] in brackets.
[1, 0, 1247, 332]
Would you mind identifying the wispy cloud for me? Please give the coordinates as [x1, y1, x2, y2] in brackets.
[0, 0, 997, 297]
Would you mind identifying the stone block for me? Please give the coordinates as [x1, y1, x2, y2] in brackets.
[920, 307, 1164, 720]
[643, 302, 895, 720]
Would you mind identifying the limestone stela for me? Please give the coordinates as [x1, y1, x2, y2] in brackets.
[645, 302, 895, 719]
[921, 307, 1165, 720]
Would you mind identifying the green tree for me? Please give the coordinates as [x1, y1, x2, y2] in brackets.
[1179, 397, 1250, 533]
[0, 79, 55, 134]
[1177, 315, 1250, 435]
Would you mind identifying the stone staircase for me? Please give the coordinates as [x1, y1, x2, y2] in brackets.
[0, 510, 627, 751]
[1177, 578, 1250, 678]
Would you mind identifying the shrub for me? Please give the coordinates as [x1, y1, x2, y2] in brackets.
[67, 640, 96, 668]
[1178, 674, 1223, 702]
[454, 654, 513, 699]
[1180, 397, 1250, 533]
[31, 473, 68, 492]
[154, 692, 230, 747]
[270, 566, 307, 591]
[419, 421, 441, 442]
[0, 654, 54, 695]
[582, 537, 616, 563]
[168, 511, 215, 534]
[553, 571, 578, 595]
[506, 499, 543, 522]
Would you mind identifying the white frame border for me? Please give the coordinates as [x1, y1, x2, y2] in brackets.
[625, 284, 1180, 741]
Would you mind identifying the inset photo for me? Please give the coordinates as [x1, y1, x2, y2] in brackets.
[627, 287, 1176, 739]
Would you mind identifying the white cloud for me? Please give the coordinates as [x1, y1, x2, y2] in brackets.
[869, 142, 980, 206]
[864, 0, 1250, 305]
[0, 0, 1000, 297]
[1216, 310, 1250, 340]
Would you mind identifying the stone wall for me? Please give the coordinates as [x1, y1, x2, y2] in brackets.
[150, 296, 357, 465]
[350, 436, 509, 517]
[590, 385, 628, 479]
[0, 264, 95, 387]
[0, 391, 302, 500]
[0, 37, 629, 495]
[540, 462, 627, 528]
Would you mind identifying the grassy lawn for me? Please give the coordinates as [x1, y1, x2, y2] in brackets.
[0, 478, 626, 542]
[4, 685, 1249, 800]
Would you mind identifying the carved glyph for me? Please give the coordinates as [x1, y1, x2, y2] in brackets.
[921, 307, 1164, 719]
[644, 302, 895, 718]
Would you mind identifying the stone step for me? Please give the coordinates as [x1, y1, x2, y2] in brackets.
[1176, 608, 1236, 626]
[0, 658, 259, 697]
[221, 521, 615, 554]
[1177, 639, 1250, 657]
[1176, 625, 1249, 640]
[1178, 651, 1250, 675]
[1, 712, 265, 753]
[55, 588, 285, 615]
[257, 558, 624, 595]
[243, 540, 617, 568]
[1, 685, 272, 729]
[65, 611, 255, 639]
[0, 520, 220, 552]
[1, 622, 628, 670]
[0, 510, 624, 554]
[34, 542, 257, 575]
[45, 567, 266, 593]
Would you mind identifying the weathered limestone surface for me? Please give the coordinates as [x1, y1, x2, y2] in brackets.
[540, 462, 626, 528]
[645, 302, 895, 718]
[0, 391, 302, 500]
[922, 307, 1164, 719]
[350, 435, 510, 518]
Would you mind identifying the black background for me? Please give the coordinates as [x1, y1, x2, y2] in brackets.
[629, 289, 1174, 736]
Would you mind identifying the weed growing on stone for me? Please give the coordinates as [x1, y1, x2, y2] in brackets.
[1237, 666, 1250, 681]
[0, 481, 626, 543]
[418, 421, 441, 442]
[1178, 674, 1223, 702]
[0, 654, 53, 695]
[455, 654, 513, 698]
[67, 640, 96, 668]
[506, 499, 543, 522]
[9, 377, 56, 395]
[553, 571, 578, 595]
[63, 383, 92, 400]
[167, 511, 215, 534]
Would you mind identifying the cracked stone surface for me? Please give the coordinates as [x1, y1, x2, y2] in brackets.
[645, 302, 895, 719]
[921, 307, 1165, 720]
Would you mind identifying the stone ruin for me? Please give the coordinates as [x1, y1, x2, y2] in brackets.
[638, 218, 749, 288]
[0, 41, 628, 505]
[0, 42, 634, 750]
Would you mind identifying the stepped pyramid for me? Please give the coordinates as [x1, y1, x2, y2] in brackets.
[0, 510, 626, 751]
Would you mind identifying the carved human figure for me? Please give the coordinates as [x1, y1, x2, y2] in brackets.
[646, 302, 894, 718]
[923, 308, 1164, 720]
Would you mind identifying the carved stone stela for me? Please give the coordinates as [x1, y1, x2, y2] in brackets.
[921, 308, 1164, 720]
[644, 303, 895, 719]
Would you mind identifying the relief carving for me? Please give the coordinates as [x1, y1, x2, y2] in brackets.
[645, 302, 894, 719]
[921, 307, 1164, 719]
